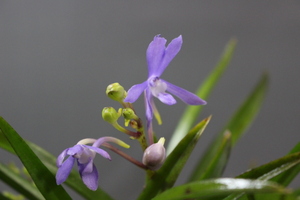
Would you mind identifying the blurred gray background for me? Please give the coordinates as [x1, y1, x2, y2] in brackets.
[0, 1, 300, 200]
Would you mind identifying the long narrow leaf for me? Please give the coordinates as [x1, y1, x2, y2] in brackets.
[167, 39, 237, 155]
[0, 128, 114, 200]
[271, 142, 300, 186]
[189, 73, 268, 182]
[137, 116, 211, 200]
[0, 130, 14, 153]
[189, 130, 231, 181]
[0, 117, 71, 200]
[222, 152, 300, 200]
[162, 116, 211, 190]
[254, 144, 300, 200]
[236, 152, 300, 180]
[0, 193, 12, 200]
[0, 163, 43, 200]
[152, 178, 290, 200]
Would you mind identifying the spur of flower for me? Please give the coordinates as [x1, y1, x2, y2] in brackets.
[56, 137, 129, 190]
[124, 35, 206, 142]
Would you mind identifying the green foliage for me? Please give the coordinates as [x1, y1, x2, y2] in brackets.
[0, 117, 71, 200]
[0, 39, 299, 200]
[167, 38, 237, 154]
[137, 116, 211, 200]
[0, 129, 114, 200]
[0, 163, 43, 200]
[189, 73, 269, 182]
[152, 178, 291, 200]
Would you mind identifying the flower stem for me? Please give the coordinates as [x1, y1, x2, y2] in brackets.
[103, 143, 148, 170]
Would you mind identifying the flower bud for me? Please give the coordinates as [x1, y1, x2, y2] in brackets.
[106, 83, 127, 102]
[122, 108, 139, 126]
[142, 138, 166, 170]
[102, 107, 120, 124]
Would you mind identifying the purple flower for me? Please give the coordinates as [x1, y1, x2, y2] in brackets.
[124, 35, 206, 142]
[56, 137, 129, 190]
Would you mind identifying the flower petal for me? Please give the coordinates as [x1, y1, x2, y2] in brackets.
[157, 93, 177, 105]
[85, 145, 111, 160]
[146, 35, 183, 77]
[146, 35, 167, 77]
[56, 148, 68, 167]
[81, 163, 99, 191]
[156, 35, 182, 77]
[82, 158, 94, 174]
[67, 144, 83, 156]
[144, 89, 153, 123]
[164, 80, 207, 105]
[56, 156, 75, 185]
[124, 81, 147, 103]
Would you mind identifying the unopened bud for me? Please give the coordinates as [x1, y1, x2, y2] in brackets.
[106, 83, 127, 102]
[142, 138, 166, 170]
[122, 108, 139, 126]
[102, 107, 121, 124]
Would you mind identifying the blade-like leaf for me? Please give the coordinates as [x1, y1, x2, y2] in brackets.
[0, 163, 43, 200]
[271, 142, 300, 186]
[137, 116, 211, 200]
[0, 127, 114, 200]
[163, 116, 211, 190]
[189, 73, 268, 182]
[222, 152, 300, 200]
[0, 129, 14, 153]
[0, 193, 11, 200]
[253, 144, 300, 200]
[167, 38, 237, 155]
[152, 178, 291, 200]
[223, 73, 268, 145]
[189, 130, 231, 181]
[236, 152, 300, 180]
[0, 117, 71, 200]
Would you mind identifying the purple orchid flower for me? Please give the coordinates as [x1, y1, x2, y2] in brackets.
[56, 137, 129, 190]
[124, 35, 206, 143]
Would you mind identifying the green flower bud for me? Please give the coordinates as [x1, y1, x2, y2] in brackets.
[102, 107, 121, 124]
[122, 108, 139, 126]
[106, 83, 127, 102]
[142, 138, 166, 170]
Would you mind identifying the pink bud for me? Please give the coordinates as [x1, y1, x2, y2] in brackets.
[142, 138, 166, 170]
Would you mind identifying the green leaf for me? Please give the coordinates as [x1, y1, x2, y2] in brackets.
[0, 163, 43, 200]
[151, 178, 291, 200]
[189, 73, 269, 182]
[167, 38, 237, 155]
[0, 125, 114, 200]
[270, 142, 300, 186]
[137, 116, 211, 200]
[223, 73, 269, 145]
[222, 152, 300, 200]
[0, 129, 14, 153]
[0, 116, 71, 200]
[253, 144, 300, 200]
[163, 116, 211, 190]
[236, 152, 300, 180]
[189, 130, 231, 181]
[0, 193, 15, 200]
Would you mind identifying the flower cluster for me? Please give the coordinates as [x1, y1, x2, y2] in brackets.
[55, 35, 206, 190]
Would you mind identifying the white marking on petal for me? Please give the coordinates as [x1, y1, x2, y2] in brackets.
[148, 77, 167, 97]
[76, 145, 96, 164]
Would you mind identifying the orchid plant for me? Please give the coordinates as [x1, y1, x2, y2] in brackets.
[0, 35, 300, 200]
